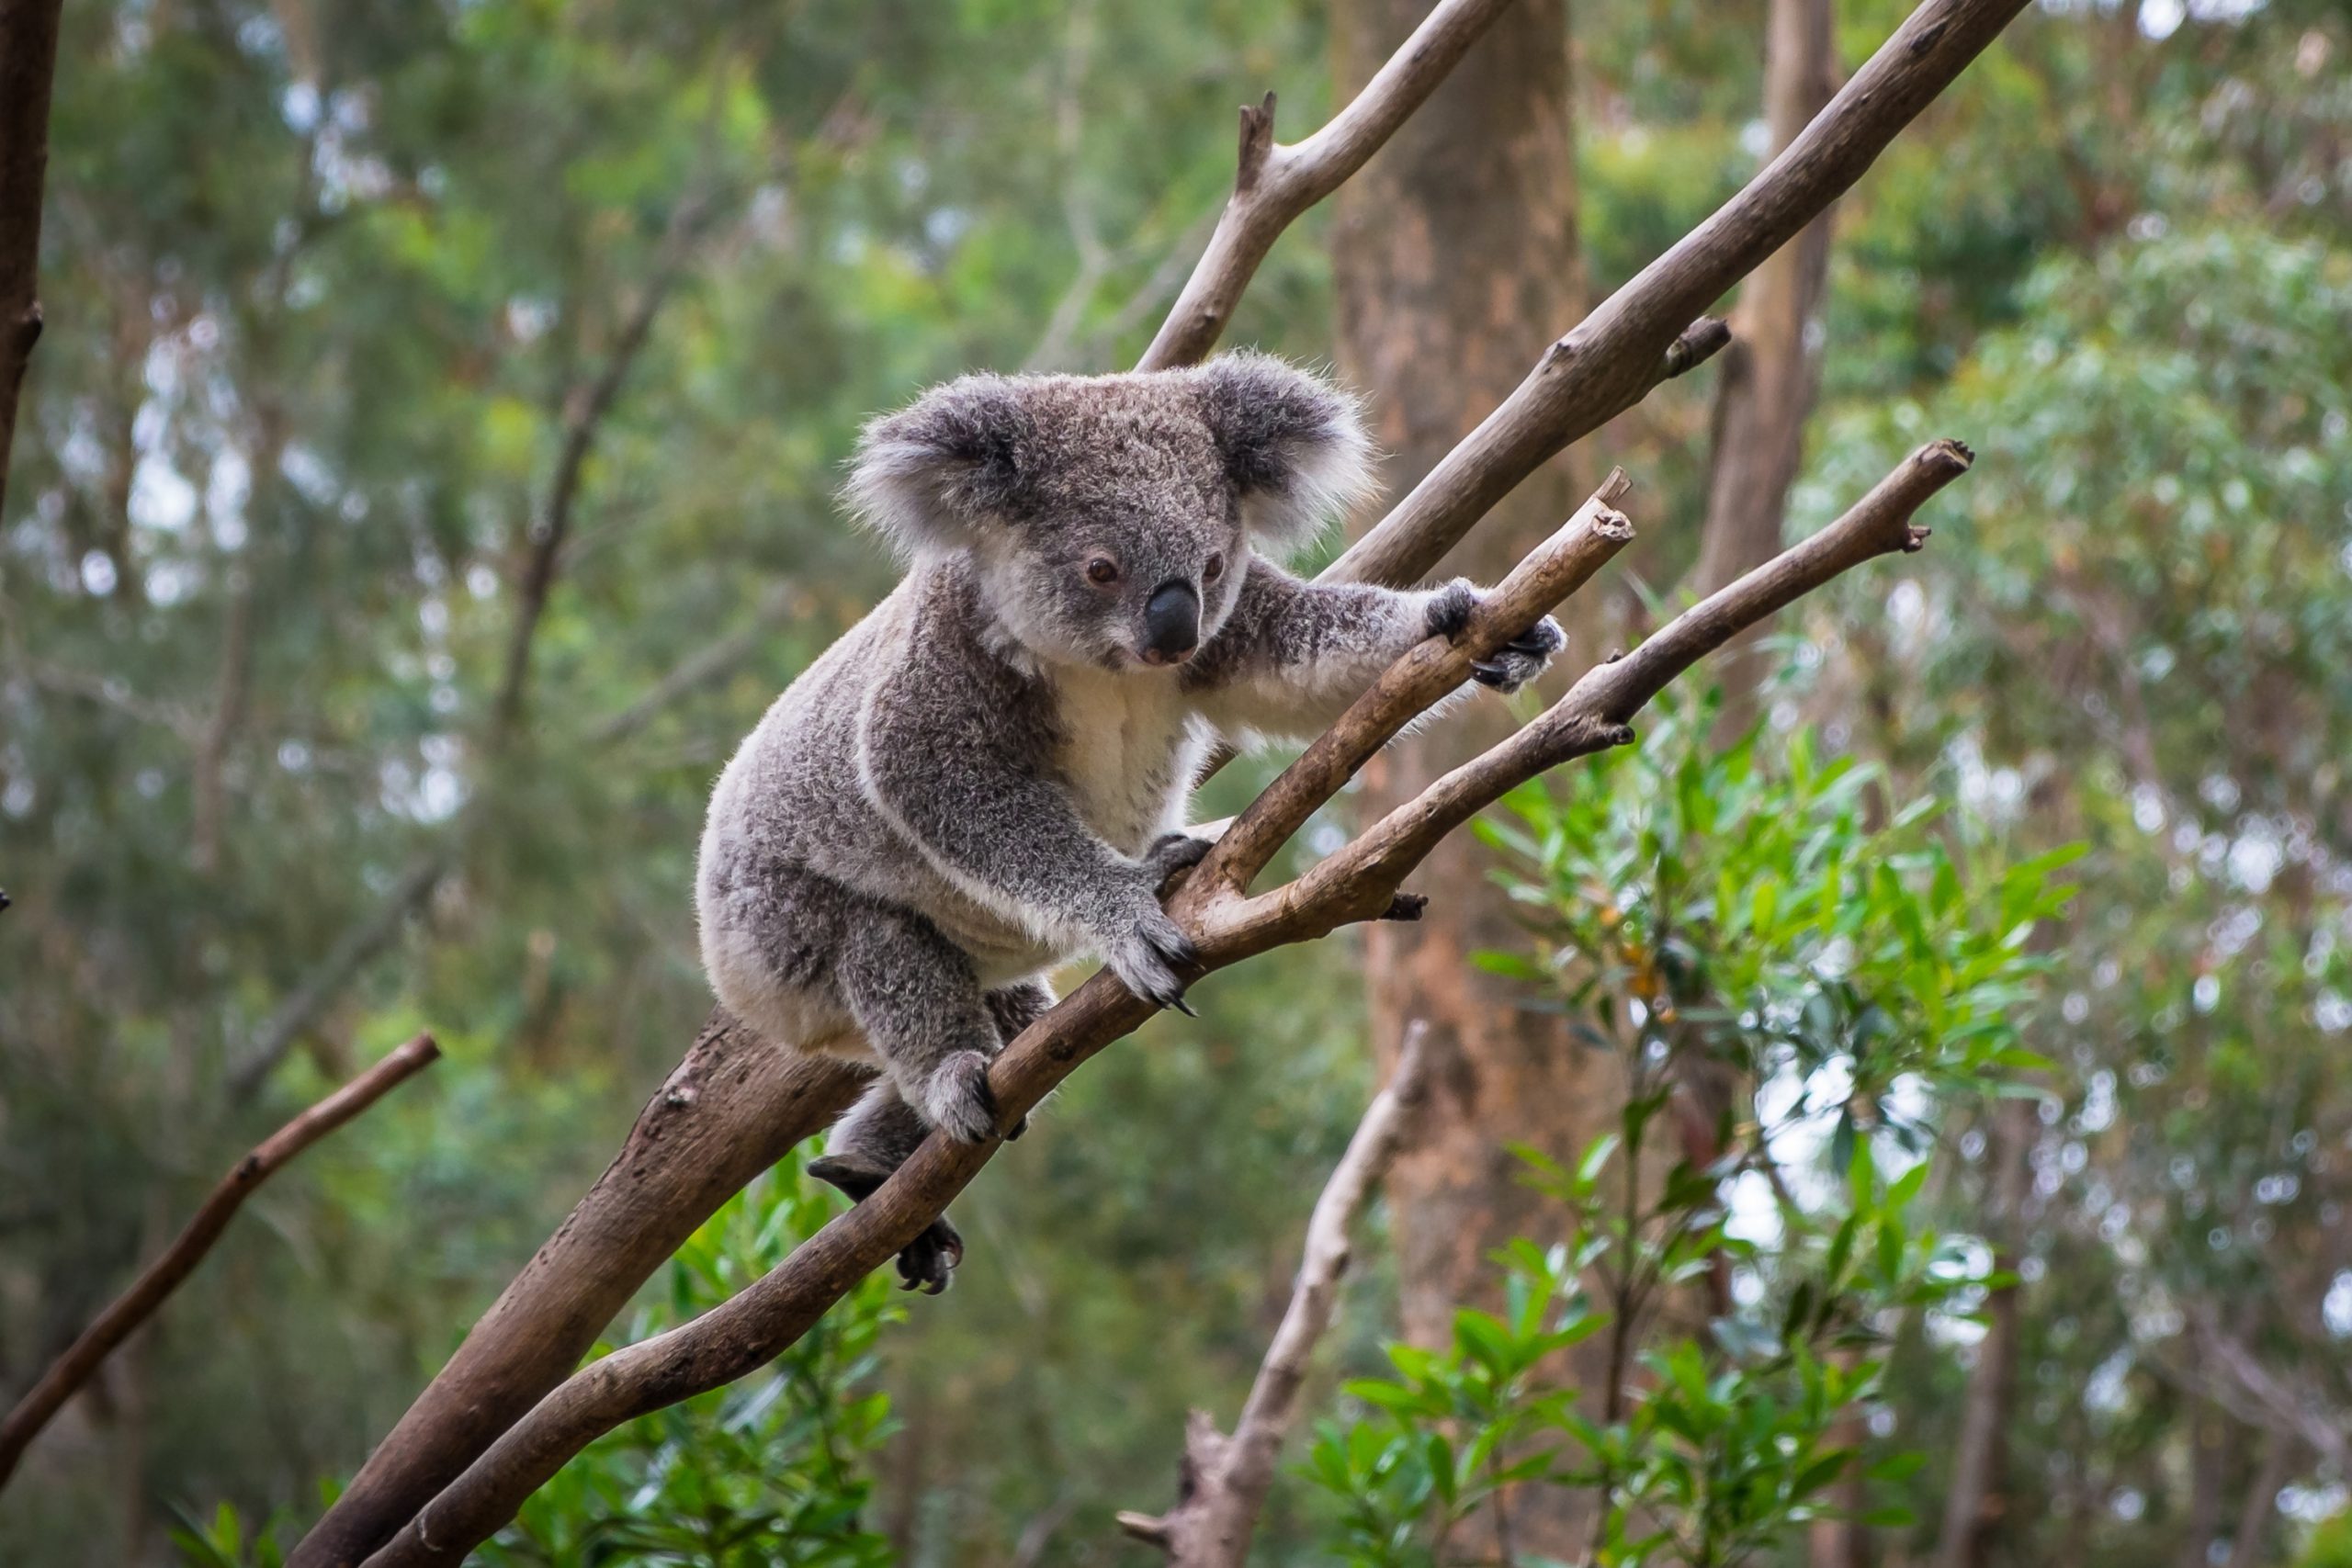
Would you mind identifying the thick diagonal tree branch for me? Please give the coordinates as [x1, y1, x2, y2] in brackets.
[0, 1034, 441, 1490]
[1329, 0, 2026, 591]
[1117, 1022, 1434, 1564]
[356, 444, 1969, 1568]
[297, 0, 2026, 1549]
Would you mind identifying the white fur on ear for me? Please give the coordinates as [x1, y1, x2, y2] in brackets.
[1192, 351, 1380, 558]
[844, 374, 1034, 559]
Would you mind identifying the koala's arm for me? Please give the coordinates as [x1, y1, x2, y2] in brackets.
[1183, 559, 1559, 743]
[859, 652, 1202, 1010]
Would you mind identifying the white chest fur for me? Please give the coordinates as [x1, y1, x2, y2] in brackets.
[1046, 665, 1204, 857]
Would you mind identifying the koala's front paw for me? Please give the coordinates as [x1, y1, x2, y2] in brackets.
[896, 1215, 964, 1295]
[1145, 830, 1214, 884]
[1423, 579, 1479, 641]
[918, 1049, 1003, 1144]
[1105, 907, 1200, 1017]
[1470, 615, 1564, 694]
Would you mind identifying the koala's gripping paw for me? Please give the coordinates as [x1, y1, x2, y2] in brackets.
[896, 1215, 965, 1295]
[919, 1049, 1003, 1144]
[1145, 830, 1214, 884]
[1470, 614, 1565, 694]
[806, 1155, 966, 1295]
[1106, 906, 1199, 1017]
[1423, 579, 1479, 641]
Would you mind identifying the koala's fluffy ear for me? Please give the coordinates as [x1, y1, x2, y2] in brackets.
[845, 374, 1035, 558]
[1192, 352, 1377, 556]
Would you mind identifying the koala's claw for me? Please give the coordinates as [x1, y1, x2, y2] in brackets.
[921, 1049, 1003, 1144]
[1470, 615, 1565, 694]
[1108, 912, 1200, 1015]
[896, 1216, 964, 1295]
[1146, 830, 1215, 881]
[1423, 580, 1479, 641]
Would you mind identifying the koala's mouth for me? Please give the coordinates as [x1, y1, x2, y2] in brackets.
[1136, 647, 1195, 669]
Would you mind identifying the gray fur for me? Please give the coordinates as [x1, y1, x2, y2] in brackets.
[697, 353, 1560, 1290]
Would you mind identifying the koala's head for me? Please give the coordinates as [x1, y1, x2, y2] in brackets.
[846, 352, 1374, 671]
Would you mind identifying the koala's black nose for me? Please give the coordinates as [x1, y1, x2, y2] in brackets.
[1141, 580, 1201, 664]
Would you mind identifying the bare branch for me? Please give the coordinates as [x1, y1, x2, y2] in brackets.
[354, 445, 1965, 1568]
[291, 1013, 864, 1568]
[1119, 1023, 1433, 1564]
[0, 1034, 441, 1491]
[1136, 0, 1518, 371]
[1328, 0, 2026, 591]
[0, 0, 64, 520]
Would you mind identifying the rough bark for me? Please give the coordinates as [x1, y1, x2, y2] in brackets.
[1117, 1024, 1432, 1565]
[1329, 0, 1598, 1553]
[290, 1015, 862, 1568]
[1933, 1096, 2034, 1568]
[0, 0, 66, 521]
[354, 446, 1965, 1568]
[0, 1035, 441, 1489]
[1693, 0, 1839, 731]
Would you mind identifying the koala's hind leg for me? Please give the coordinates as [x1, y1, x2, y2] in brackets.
[833, 904, 1010, 1145]
[984, 978, 1056, 1140]
[808, 1080, 965, 1294]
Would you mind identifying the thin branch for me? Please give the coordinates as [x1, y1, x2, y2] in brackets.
[354, 444, 1965, 1568]
[0, 1034, 441, 1490]
[1118, 1023, 1433, 1564]
[0, 0, 65, 520]
[1136, 0, 1518, 371]
[1328, 0, 2027, 592]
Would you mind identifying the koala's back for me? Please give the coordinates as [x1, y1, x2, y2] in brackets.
[696, 564, 1062, 1049]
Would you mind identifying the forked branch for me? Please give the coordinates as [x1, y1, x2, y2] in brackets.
[358, 444, 1969, 1567]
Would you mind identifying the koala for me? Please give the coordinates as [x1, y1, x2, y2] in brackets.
[695, 352, 1560, 1292]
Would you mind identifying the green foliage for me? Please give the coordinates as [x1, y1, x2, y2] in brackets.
[1305, 707, 2067, 1566]
[174, 1158, 898, 1568]
[481, 1161, 900, 1567]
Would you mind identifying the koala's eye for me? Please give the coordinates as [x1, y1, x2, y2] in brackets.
[1085, 557, 1121, 587]
[1204, 551, 1227, 582]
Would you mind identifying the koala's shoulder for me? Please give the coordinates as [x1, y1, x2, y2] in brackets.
[863, 560, 1053, 751]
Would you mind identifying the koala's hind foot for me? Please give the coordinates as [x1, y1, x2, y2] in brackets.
[810, 1082, 967, 1294]
[836, 902, 1016, 1145]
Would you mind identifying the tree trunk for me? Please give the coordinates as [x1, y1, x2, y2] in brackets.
[1691, 0, 1838, 735]
[1330, 0, 1598, 1555]
[1934, 1098, 2033, 1568]
[2223, 1431, 2293, 1568]
[0, 0, 67, 520]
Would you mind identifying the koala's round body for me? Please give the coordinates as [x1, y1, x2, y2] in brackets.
[694, 353, 1562, 1292]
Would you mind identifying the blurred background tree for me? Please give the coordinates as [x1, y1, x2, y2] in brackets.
[4, 0, 2350, 1563]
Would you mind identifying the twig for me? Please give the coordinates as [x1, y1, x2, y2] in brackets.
[1118, 1023, 1433, 1564]
[354, 444, 1966, 1568]
[1135, 0, 1520, 371]
[0, 1033, 441, 1490]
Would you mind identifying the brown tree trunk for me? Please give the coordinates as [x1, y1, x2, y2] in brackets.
[0, 0, 66, 520]
[1691, 0, 1838, 734]
[1934, 1098, 2033, 1568]
[1330, 0, 1598, 1555]
[2224, 1431, 2293, 1568]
